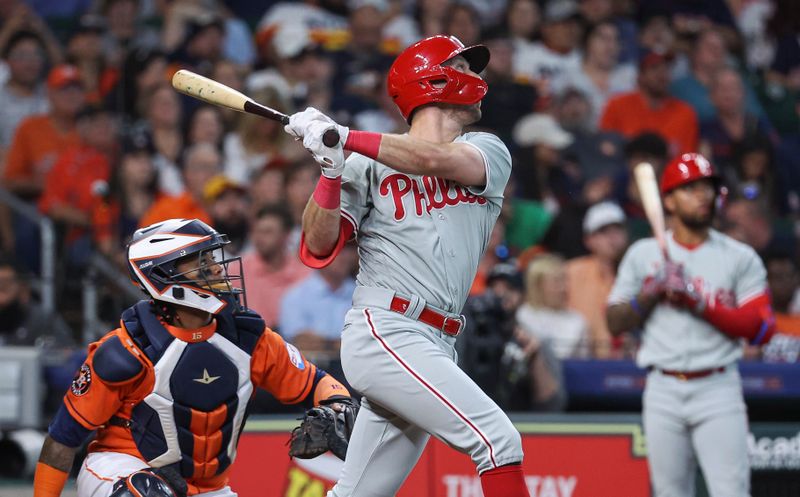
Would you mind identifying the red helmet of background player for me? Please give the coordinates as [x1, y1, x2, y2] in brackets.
[387, 35, 490, 122]
[660, 153, 721, 194]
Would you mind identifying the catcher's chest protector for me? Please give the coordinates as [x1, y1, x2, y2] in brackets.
[120, 301, 264, 480]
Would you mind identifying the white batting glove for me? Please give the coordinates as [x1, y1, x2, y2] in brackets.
[302, 120, 345, 178]
[285, 107, 349, 145]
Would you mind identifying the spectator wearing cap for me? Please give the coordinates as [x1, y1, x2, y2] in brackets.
[1, 64, 85, 271]
[0, 30, 48, 149]
[599, 49, 699, 156]
[511, 112, 577, 208]
[247, 22, 334, 112]
[138, 142, 219, 228]
[552, 20, 636, 129]
[39, 106, 117, 265]
[517, 253, 590, 359]
[512, 0, 583, 100]
[241, 204, 311, 329]
[223, 86, 305, 184]
[204, 175, 250, 255]
[65, 15, 118, 104]
[279, 243, 357, 355]
[566, 201, 629, 357]
[670, 27, 765, 123]
[3, 64, 84, 200]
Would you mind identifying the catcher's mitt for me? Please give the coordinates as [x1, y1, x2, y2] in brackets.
[288, 397, 359, 460]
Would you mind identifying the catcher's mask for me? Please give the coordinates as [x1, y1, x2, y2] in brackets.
[127, 218, 246, 314]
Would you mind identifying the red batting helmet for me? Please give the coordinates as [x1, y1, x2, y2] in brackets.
[659, 153, 720, 194]
[387, 35, 490, 122]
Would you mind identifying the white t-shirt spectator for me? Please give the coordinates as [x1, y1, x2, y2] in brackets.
[516, 303, 589, 359]
[513, 42, 581, 88]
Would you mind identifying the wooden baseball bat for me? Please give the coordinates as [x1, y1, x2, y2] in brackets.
[633, 162, 670, 261]
[171, 69, 339, 147]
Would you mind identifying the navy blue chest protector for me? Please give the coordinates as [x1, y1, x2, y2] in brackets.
[120, 301, 264, 480]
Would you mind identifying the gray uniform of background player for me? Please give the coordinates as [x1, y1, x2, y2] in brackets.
[327, 132, 521, 497]
[608, 230, 768, 497]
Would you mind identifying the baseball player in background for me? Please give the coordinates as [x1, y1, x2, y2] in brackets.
[32, 218, 354, 497]
[285, 35, 529, 497]
[606, 154, 776, 497]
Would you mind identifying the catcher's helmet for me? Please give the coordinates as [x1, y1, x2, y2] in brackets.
[387, 35, 490, 122]
[126, 218, 245, 314]
[660, 153, 720, 194]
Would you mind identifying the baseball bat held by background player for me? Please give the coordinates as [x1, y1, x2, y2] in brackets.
[633, 162, 669, 261]
[171, 69, 339, 147]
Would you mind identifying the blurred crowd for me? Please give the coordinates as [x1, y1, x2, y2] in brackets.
[0, 0, 799, 416]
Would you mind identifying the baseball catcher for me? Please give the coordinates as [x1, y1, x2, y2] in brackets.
[288, 397, 359, 460]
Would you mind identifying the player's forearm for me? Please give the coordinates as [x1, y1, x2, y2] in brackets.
[33, 435, 76, 497]
[348, 132, 485, 186]
[702, 296, 776, 344]
[606, 294, 658, 335]
[302, 198, 341, 257]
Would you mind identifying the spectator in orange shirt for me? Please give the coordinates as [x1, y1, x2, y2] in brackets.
[241, 205, 310, 329]
[566, 201, 629, 358]
[138, 143, 220, 228]
[599, 50, 699, 157]
[3, 64, 85, 199]
[39, 105, 117, 264]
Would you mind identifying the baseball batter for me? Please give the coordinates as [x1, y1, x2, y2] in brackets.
[607, 153, 776, 497]
[284, 36, 529, 497]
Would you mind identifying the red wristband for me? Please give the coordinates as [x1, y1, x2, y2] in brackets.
[344, 130, 382, 159]
[312, 175, 341, 210]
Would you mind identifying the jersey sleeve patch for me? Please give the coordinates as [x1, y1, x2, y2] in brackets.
[92, 334, 143, 383]
[285, 343, 306, 370]
[70, 363, 92, 396]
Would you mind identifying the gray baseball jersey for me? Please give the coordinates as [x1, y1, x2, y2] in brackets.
[328, 132, 521, 497]
[339, 132, 511, 314]
[608, 229, 768, 371]
[608, 229, 767, 497]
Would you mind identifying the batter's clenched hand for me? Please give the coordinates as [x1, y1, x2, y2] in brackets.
[285, 107, 349, 144]
[301, 120, 346, 178]
[662, 262, 707, 313]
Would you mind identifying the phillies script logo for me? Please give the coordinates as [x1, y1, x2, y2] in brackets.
[379, 173, 487, 221]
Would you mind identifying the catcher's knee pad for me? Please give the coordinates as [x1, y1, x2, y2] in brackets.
[108, 467, 187, 497]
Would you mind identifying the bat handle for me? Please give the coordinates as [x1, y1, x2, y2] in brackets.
[281, 114, 340, 147]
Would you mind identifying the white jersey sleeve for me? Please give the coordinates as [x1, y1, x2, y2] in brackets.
[458, 132, 512, 204]
[733, 244, 768, 305]
[340, 154, 373, 230]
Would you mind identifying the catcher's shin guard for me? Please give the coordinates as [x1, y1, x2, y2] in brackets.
[109, 467, 188, 497]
